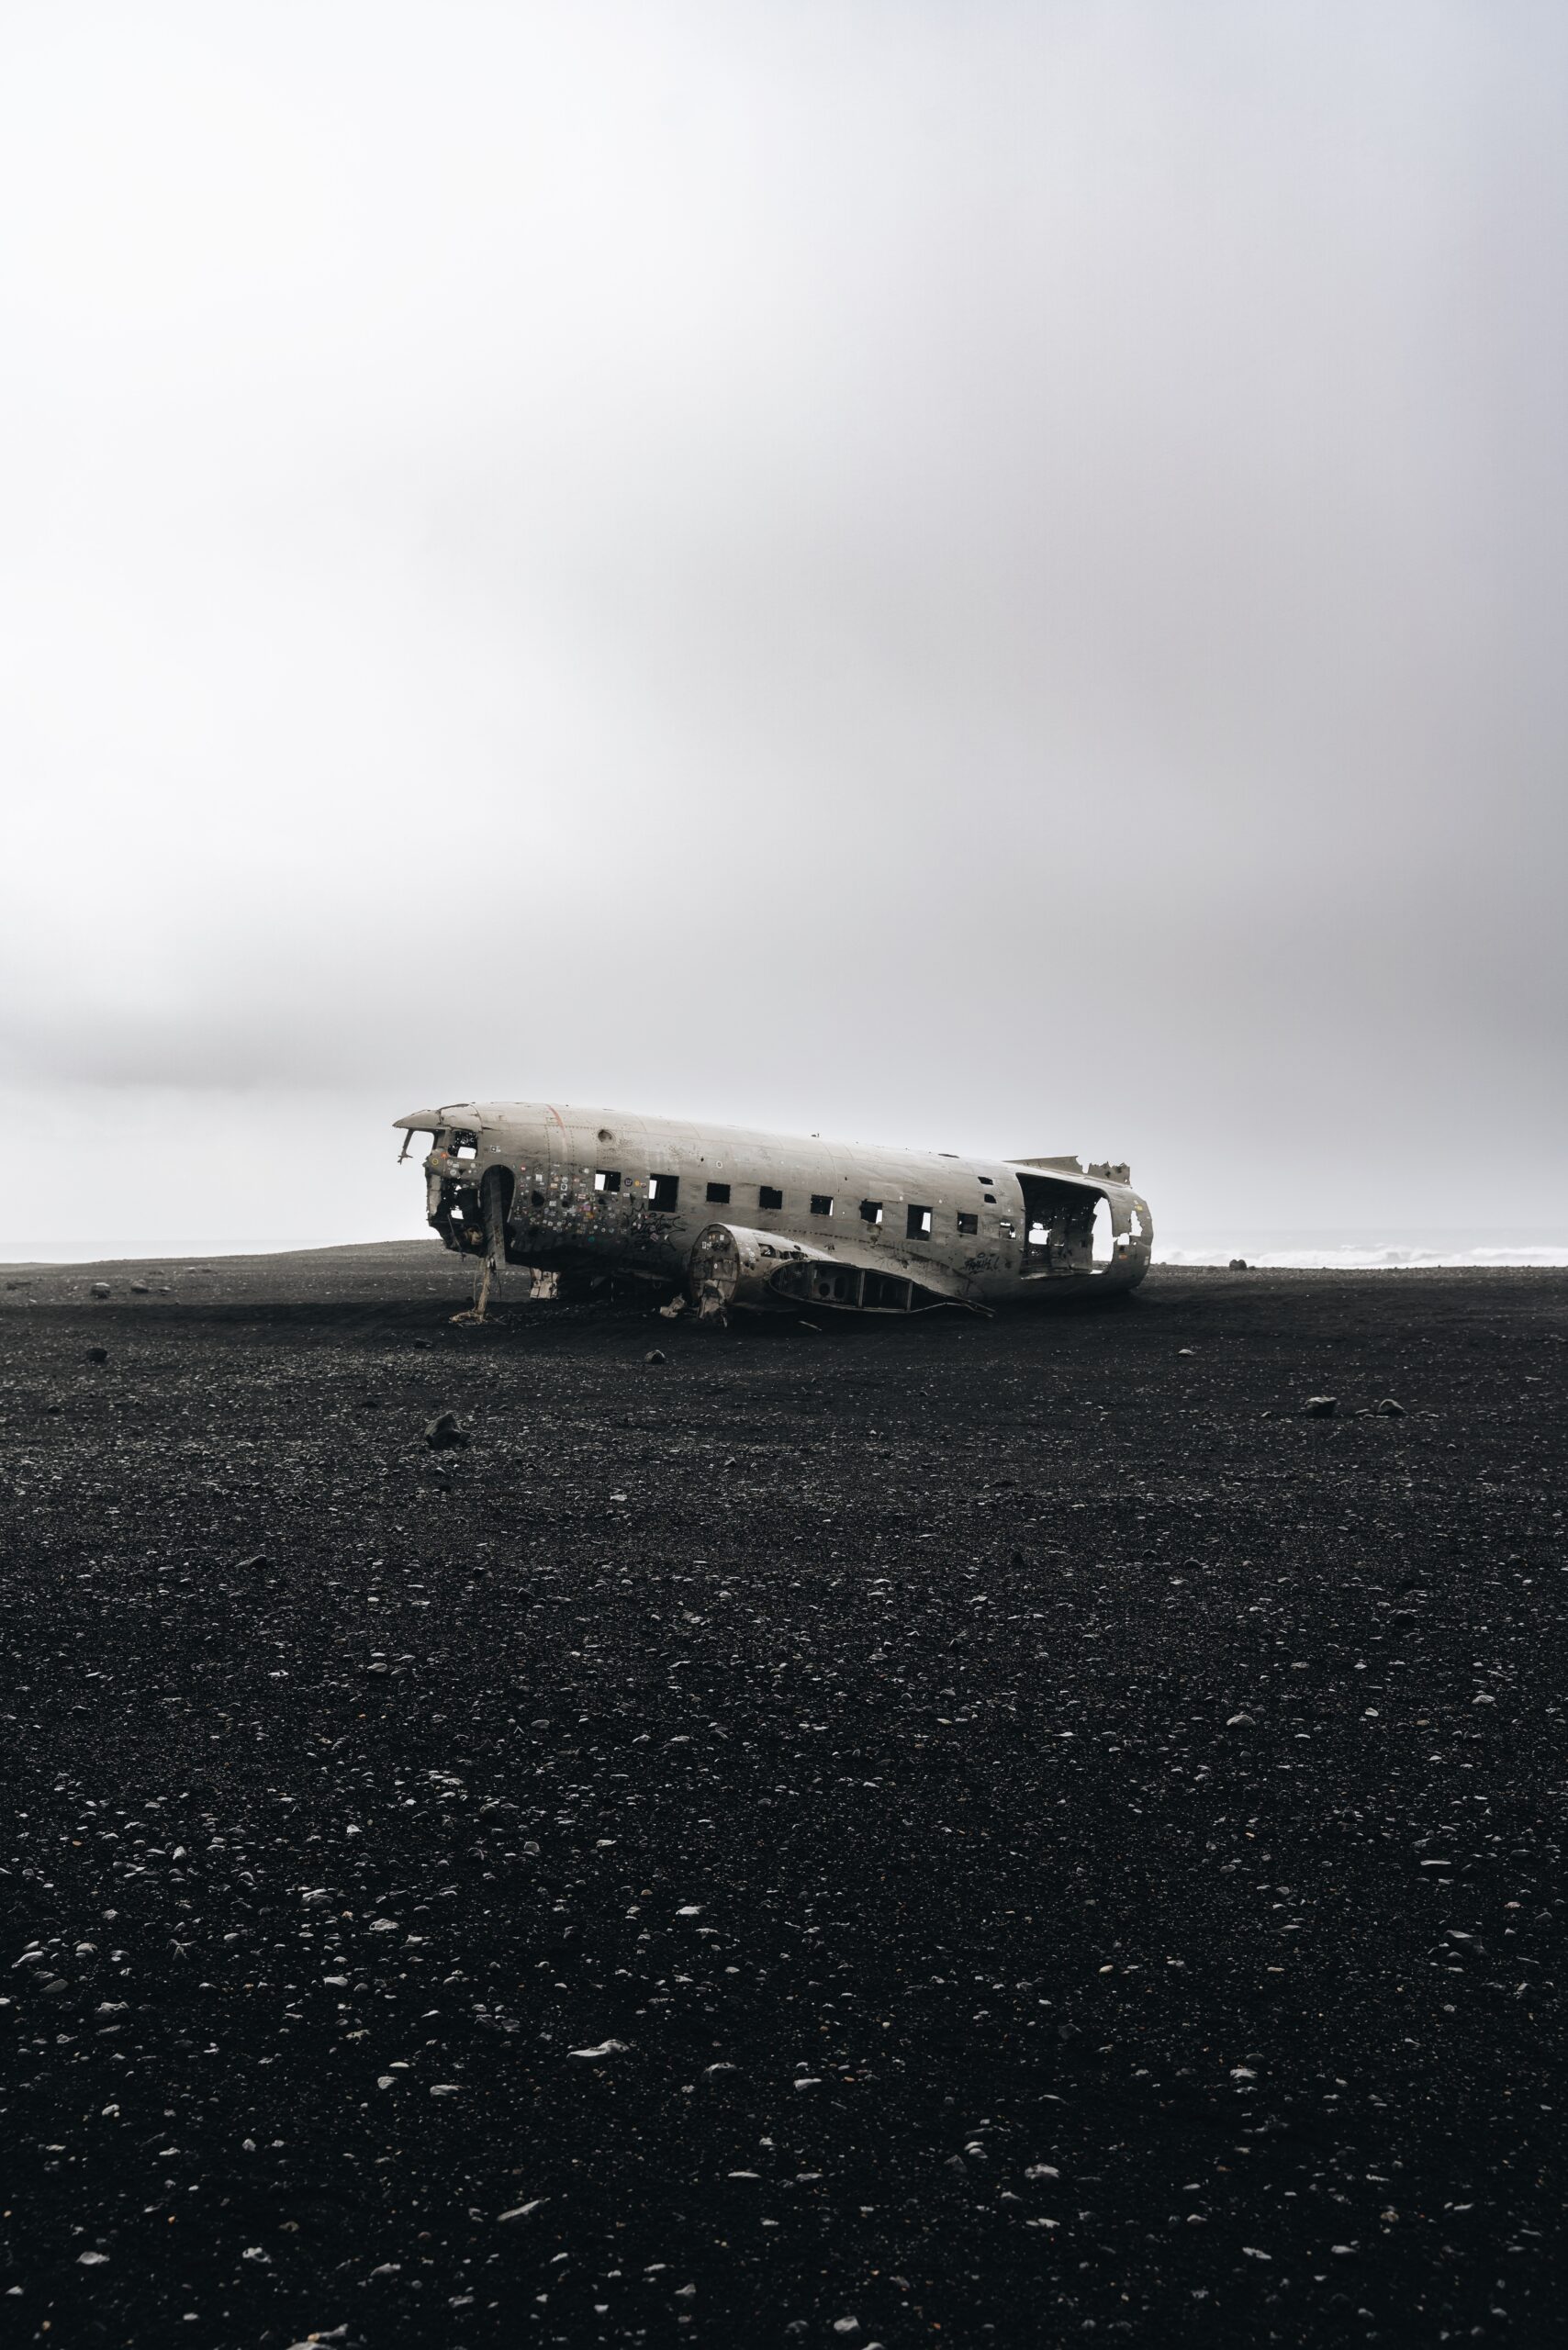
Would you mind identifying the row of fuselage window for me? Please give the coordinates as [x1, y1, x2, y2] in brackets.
[584, 1166, 1000, 1239]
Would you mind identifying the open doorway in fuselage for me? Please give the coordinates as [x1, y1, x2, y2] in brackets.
[1016, 1172, 1103, 1278]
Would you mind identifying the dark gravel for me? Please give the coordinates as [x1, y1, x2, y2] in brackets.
[2, 1244, 1566, 2347]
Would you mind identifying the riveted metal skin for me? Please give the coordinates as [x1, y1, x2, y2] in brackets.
[394, 1102, 1153, 1315]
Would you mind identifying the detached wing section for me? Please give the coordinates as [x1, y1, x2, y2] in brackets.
[689, 1224, 969, 1315]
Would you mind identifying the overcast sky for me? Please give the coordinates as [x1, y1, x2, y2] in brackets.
[3, 0, 1565, 1257]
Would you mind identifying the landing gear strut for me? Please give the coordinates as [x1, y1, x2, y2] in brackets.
[452, 1169, 510, 1325]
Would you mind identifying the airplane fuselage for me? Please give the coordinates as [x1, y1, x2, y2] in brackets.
[395, 1101, 1153, 1313]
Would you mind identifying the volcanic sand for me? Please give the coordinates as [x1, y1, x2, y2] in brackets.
[2, 1245, 1565, 2345]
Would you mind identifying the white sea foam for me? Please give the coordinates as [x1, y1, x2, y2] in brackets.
[1158, 1246, 1568, 1270]
[1155, 1231, 1568, 1270]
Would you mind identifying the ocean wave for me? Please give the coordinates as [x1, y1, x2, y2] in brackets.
[1156, 1245, 1568, 1270]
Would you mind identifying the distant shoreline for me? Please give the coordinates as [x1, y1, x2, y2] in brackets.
[5, 1238, 1568, 1279]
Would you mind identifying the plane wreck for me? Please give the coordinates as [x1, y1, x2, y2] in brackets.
[395, 1102, 1152, 1317]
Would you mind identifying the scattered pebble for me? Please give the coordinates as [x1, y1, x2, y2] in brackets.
[423, 1410, 471, 1451]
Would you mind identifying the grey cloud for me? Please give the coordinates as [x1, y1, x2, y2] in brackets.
[3, 0, 1565, 1250]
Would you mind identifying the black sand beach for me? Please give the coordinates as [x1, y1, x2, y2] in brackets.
[2, 1247, 1564, 2346]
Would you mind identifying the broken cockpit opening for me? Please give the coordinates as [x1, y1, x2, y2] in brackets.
[429, 1132, 488, 1252]
[393, 1114, 508, 1259]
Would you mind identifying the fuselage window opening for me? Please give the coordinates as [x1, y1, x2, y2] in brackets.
[982, 1192, 997, 1203]
[758, 1185, 783, 1211]
[907, 1204, 933, 1239]
[649, 1173, 680, 1211]
[956, 1211, 979, 1237]
[594, 1169, 622, 1192]
[860, 1200, 883, 1225]
[810, 1194, 834, 1216]
[706, 1181, 731, 1204]
[450, 1131, 478, 1162]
